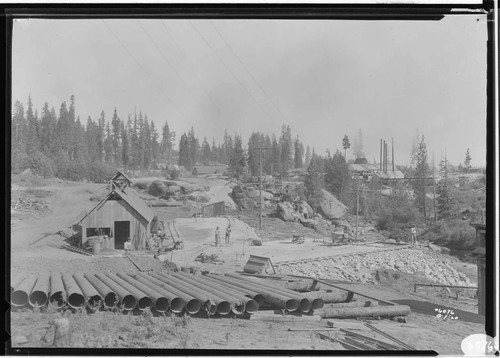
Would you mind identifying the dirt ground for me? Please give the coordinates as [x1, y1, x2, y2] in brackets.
[9, 174, 486, 353]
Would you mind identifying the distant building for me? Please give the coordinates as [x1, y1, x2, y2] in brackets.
[76, 172, 154, 250]
[192, 165, 228, 176]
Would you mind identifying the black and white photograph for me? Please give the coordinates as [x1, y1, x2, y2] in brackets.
[7, 4, 497, 354]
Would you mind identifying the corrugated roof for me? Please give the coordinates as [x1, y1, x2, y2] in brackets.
[349, 163, 379, 172]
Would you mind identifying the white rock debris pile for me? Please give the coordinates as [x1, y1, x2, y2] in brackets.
[276, 248, 473, 287]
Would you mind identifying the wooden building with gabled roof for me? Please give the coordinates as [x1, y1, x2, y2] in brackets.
[76, 172, 154, 250]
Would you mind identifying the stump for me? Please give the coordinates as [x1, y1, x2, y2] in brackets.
[53, 318, 71, 347]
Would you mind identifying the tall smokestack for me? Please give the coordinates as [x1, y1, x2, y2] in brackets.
[392, 138, 395, 172]
[385, 142, 388, 173]
[383, 141, 386, 173]
[380, 139, 383, 171]
[385, 142, 389, 173]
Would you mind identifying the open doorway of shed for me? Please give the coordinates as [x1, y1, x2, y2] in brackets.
[114, 221, 130, 249]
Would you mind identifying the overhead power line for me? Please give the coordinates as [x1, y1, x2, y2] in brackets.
[209, 21, 291, 128]
[159, 21, 225, 118]
[188, 20, 276, 123]
[101, 20, 188, 122]
[137, 20, 223, 118]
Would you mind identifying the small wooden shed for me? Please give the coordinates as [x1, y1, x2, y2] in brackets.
[201, 201, 226, 217]
[77, 172, 154, 250]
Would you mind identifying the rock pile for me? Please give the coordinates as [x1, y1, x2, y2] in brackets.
[277, 248, 473, 287]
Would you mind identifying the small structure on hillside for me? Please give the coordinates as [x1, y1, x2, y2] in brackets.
[192, 165, 228, 176]
[201, 201, 226, 217]
[75, 171, 154, 250]
[243, 255, 275, 274]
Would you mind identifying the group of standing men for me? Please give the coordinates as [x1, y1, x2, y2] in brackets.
[215, 225, 231, 247]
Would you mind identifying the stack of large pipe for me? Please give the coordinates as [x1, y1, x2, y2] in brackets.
[29, 274, 50, 308]
[11, 275, 38, 307]
[50, 272, 66, 308]
[95, 273, 137, 310]
[220, 273, 324, 312]
[62, 274, 85, 309]
[135, 272, 202, 314]
[174, 271, 259, 314]
[9, 271, 331, 316]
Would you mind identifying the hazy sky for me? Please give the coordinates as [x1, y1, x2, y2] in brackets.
[12, 16, 487, 165]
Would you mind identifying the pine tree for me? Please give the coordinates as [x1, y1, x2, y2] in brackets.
[121, 121, 129, 169]
[201, 137, 211, 165]
[414, 136, 429, 218]
[436, 156, 452, 220]
[97, 111, 106, 163]
[294, 136, 304, 169]
[111, 108, 122, 165]
[187, 126, 199, 170]
[280, 125, 293, 176]
[229, 134, 246, 178]
[409, 129, 420, 169]
[304, 154, 323, 211]
[325, 150, 350, 201]
[178, 133, 190, 169]
[464, 148, 472, 173]
[104, 122, 114, 164]
[25, 95, 40, 154]
[150, 121, 159, 166]
[247, 132, 262, 176]
[304, 146, 312, 169]
[342, 135, 350, 160]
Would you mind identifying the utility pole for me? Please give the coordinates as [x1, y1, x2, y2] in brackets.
[355, 185, 360, 240]
[432, 151, 437, 223]
[249, 146, 270, 230]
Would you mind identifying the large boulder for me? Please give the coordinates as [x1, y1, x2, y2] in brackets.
[232, 185, 245, 199]
[185, 191, 211, 203]
[180, 182, 208, 194]
[298, 200, 314, 219]
[277, 202, 296, 222]
[318, 189, 348, 219]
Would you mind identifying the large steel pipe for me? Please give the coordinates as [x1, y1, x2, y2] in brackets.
[201, 275, 262, 312]
[225, 273, 315, 312]
[129, 274, 185, 314]
[137, 273, 202, 315]
[173, 272, 248, 315]
[116, 273, 168, 313]
[95, 273, 136, 310]
[317, 305, 411, 319]
[216, 274, 306, 311]
[106, 274, 153, 311]
[158, 273, 231, 316]
[152, 273, 221, 315]
[11, 275, 38, 307]
[149, 272, 212, 315]
[29, 273, 50, 307]
[73, 274, 103, 308]
[209, 275, 298, 312]
[62, 273, 85, 309]
[49, 272, 66, 308]
[299, 290, 349, 305]
[84, 273, 118, 309]
[11, 274, 25, 294]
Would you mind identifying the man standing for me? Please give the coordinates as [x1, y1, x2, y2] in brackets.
[410, 225, 417, 245]
[124, 237, 132, 255]
[215, 227, 220, 247]
[225, 225, 231, 245]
